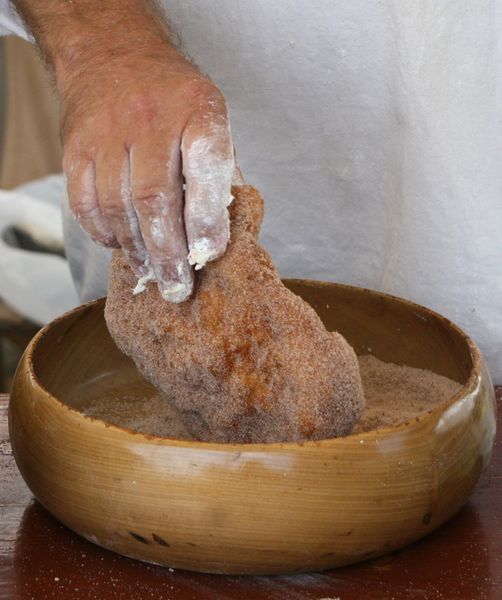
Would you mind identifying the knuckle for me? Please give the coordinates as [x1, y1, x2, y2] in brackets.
[182, 125, 233, 180]
[193, 212, 225, 230]
[93, 232, 118, 248]
[180, 77, 228, 114]
[146, 249, 168, 263]
[120, 234, 143, 255]
[71, 205, 115, 247]
[63, 125, 95, 155]
[99, 195, 128, 219]
[128, 92, 160, 124]
[184, 140, 234, 178]
[192, 79, 224, 104]
[70, 196, 99, 222]
[132, 186, 169, 210]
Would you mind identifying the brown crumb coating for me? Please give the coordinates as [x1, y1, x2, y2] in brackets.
[105, 185, 365, 443]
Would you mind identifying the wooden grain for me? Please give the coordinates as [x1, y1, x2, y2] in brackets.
[7, 282, 497, 576]
[1, 391, 501, 599]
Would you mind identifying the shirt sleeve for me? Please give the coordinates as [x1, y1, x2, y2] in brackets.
[0, 1, 31, 40]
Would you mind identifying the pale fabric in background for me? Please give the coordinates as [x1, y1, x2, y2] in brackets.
[0, 36, 61, 188]
[1, 1, 502, 381]
[0, 176, 79, 324]
[0, 0, 28, 40]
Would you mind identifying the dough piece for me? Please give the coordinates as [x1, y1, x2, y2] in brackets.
[105, 186, 364, 443]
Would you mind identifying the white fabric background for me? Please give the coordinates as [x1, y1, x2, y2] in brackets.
[0, 0, 29, 39]
[162, 0, 502, 381]
[0, 176, 79, 324]
[1, 1, 501, 381]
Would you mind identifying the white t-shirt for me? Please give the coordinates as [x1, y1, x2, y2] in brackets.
[2, 1, 502, 382]
[0, 1, 29, 38]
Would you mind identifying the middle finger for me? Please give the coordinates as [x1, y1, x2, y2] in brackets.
[129, 136, 193, 303]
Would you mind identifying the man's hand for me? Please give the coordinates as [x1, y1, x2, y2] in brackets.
[61, 46, 235, 302]
[12, 0, 237, 302]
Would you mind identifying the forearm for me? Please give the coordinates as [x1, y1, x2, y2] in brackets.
[10, 0, 179, 81]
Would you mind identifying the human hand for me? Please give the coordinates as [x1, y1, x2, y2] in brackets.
[60, 41, 238, 302]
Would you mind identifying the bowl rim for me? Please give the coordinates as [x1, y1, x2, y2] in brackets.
[22, 279, 481, 450]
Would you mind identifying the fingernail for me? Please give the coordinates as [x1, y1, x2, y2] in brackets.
[187, 237, 218, 270]
[160, 280, 193, 303]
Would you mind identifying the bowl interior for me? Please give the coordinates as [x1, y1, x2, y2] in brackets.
[30, 280, 473, 429]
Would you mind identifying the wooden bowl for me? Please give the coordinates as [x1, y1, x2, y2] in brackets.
[9, 280, 497, 575]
